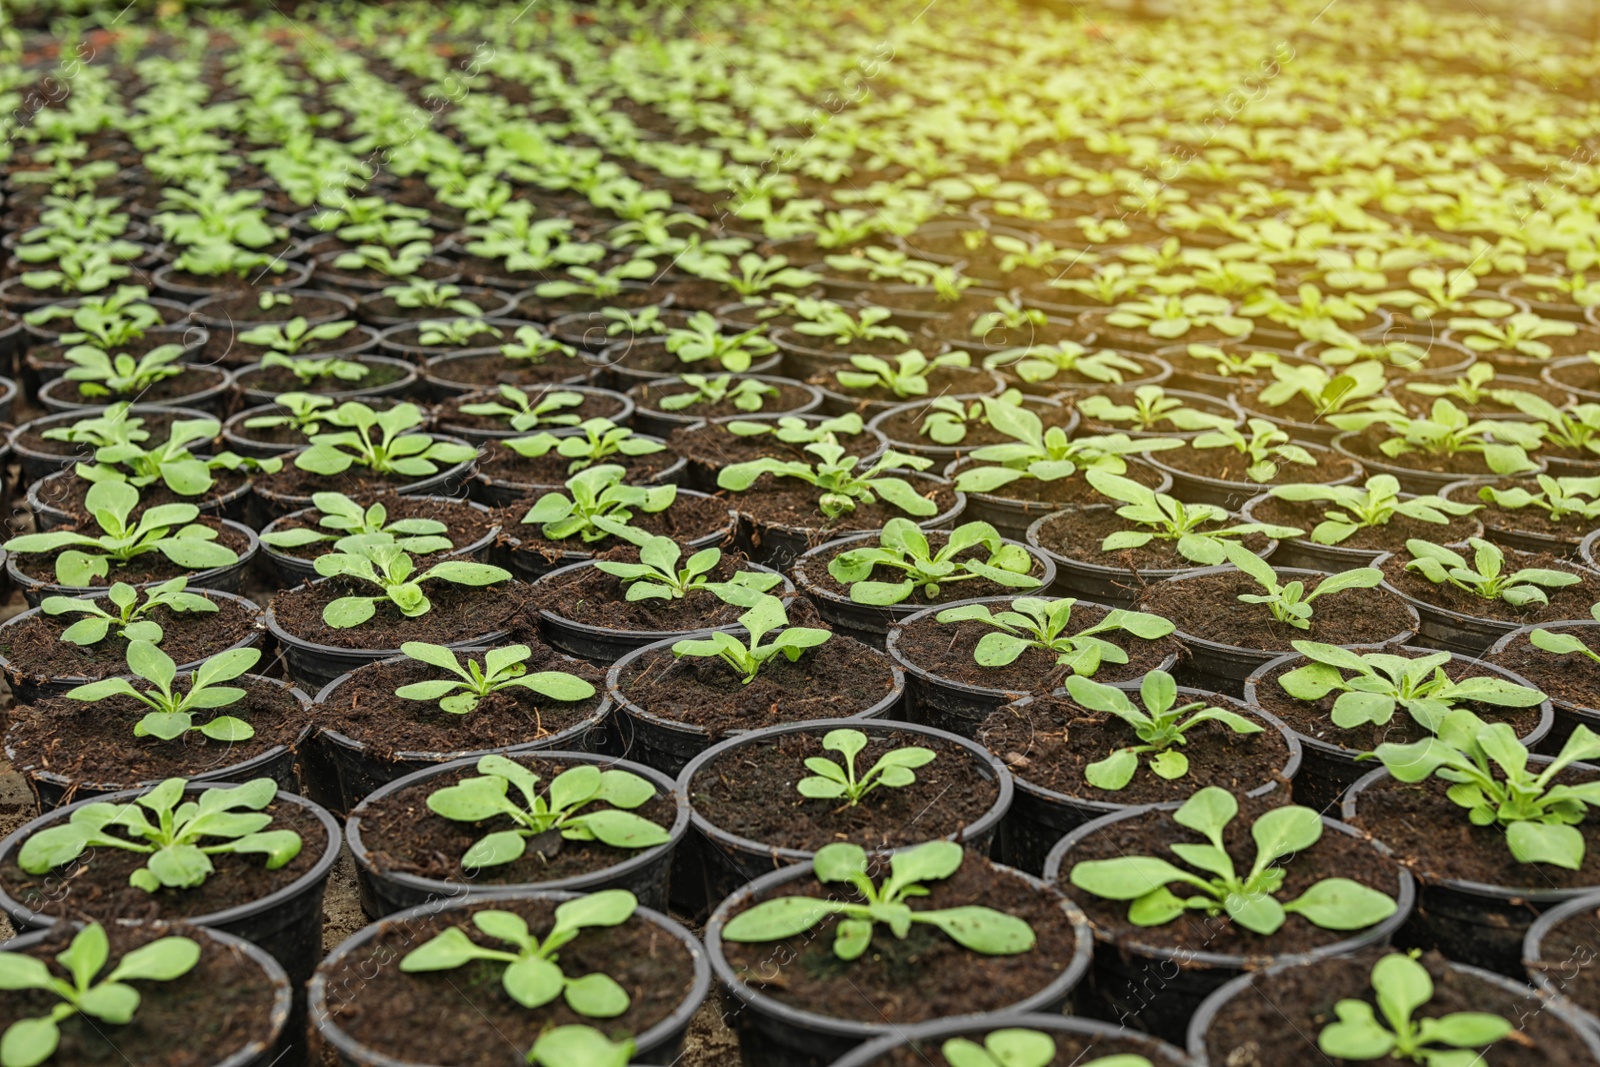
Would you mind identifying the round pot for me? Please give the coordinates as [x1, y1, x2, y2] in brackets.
[945, 455, 1175, 541]
[345, 750, 687, 917]
[830, 1013, 1192, 1067]
[1487, 621, 1600, 747]
[420, 348, 594, 398]
[0, 781, 340, 986]
[257, 495, 500, 587]
[626, 373, 822, 438]
[37, 365, 234, 415]
[251, 436, 475, 520]
[1543, 354, 1600, 404]
[1143, 439, 1364, 511]
[6, 516, 261, 608]
[231, 352, 418, 405]
[1333, 429, 1548, 495]
[149, 260, 315, 303]
[8, 404, 213, 484]
[865, 393, 1078, 464]
[494, 484, 729, 583]
[469, 440, 684, 510]
[27, 466, 253, 531]
[431, 384, 634, 447]
[592, 335, 784, 392]
[1238, 488, 1486, 572]
[1439, 477, 1589, 559]
[188, 286, 356, 330]
[1523, 888, 1600, 1033]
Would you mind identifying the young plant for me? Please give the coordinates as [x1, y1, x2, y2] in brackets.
[919, 392, 1023, 446]
[1254, 360, 1398, 421]
[259, 493, 453, 555]
[1529, 604, 1600, 664]
[953, 403, 1174, 493]
[238, 317, 358, 356]
[672, 593, 832, 684]
[1403, 538, 1581, 607]
[941, 1032, 1149, 1067]
[985, 342, 1146, 387]
[1278, 641, 1545, 731]
[833, 350, 970, 399]
[61, 343, 185, 398]
[381, 279, 482, 316]
[504, 418, 665, 475]
[1330, 400, 1538, 477]
[458, 387, 586, 432]
[1087, 470, 1300, 566]
[1268, 476, 1478, 545]
[796, 727, 937, 806]
[66, 642, 260, 743]
[1, 481, 239, 588]
[16, 777, 301, 892]
[40, 577, 217, 647]
[656, 374, 778, 414]
[242, 393, 338, 438]
[296, 402, 475, 477]
[1066, 670, 1263, 789]
[1224, 541, 1383, 630]
[1103, 294, 1251, 340]
[313, 539, 511, 627]
[1190, 418, 1316, 484]
[1077, 386, 1234, 433]
[662, 312, 777, 373]
[934, 597, 1176, 677]
[400, 893, 637, 1019]
[723, 413, 865, 447]
[591, 537, 781, 603]
[1478, 475, 1600, 524]
[721, 841, 1035, 960]
[258, 351, 369, 386]
[1372, 711, 1600, 869]
[0, 924, 200, 1067]
[826, 518, 1041, 605]
[520, 466, 676, 544]
[395, 643, 596, 716]
[718, 440, 938, 520]
[1180, 343, 1279, 379]
[1317, 951, 1511, 1065]
[525, 1026, 634, 1067]
[1069, 787, 1397, 934]
[1448, 312, 1576, 362]
[425, 754, 670, 867]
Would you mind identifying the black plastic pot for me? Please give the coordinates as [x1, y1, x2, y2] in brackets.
[258, 496, 500, 587]
[495, 485, 729, 583]
[627, 373, 822, 438]
[37, 366, 235, 415]
[27, 466, 253, 531]
[0, 922, 292, 1067]
[865, 393, 1076, 464]
[305, 649, 612, 813]
[945, 454, 1175, 541]
[676, 718, 1014, 916]
[355, 285, 516, 329]
[1244, 645, 1554, 813]
[831, 1013, 1192, 1067]
[8, 404, 213, 484]
[606, 632, 906, 777]
[704, 857, 1093, 1067]
[886, 595, 1182, 737]
[1487, 621, 1600, 749]
[791, 528, 1057, 647]
[734, 470, 965, 571]
[469, 441, 685, 509]
[534, 557, 791, 664]
[991, 691, 1301, 874]
[1333, 429, 1549, 495]
[0, 588, 266, 705]
[189, 286, 356, 330]
[1586, 528, 1600, 572]
[1523, 888, 1600, 1034]
[1044, 807, 1415, 1043]
[1143, 440, 1364, 511]
[309, 889, 710, 1067]
[345, 750, 687, 917]
[0, 781, 340, 987]
[1439, 477, 1587, 559]
[420, 348, 593, 398]
[1344, 761, 1600, 975]
[808, 362, 1002, 421]
[251, 437, 475, 521]
[231, 352, 417, 405]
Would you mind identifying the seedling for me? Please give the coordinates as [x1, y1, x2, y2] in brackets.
[953, 401, 1177, 493]
[1403, 362, 1538, 409]
[0, 924, 200, 1067]
[16, 777, 301, 892]
[1181, 343, 1279, 379]
[40, 578, 217, 647]
[1403, 538, 1580, 607]
[1317, 951, 1511, 1065]
[401, 893, 637, 1018]
[520, 466, 676, 543]
[672, 593, 832, 683]
[1478, 475, 1600, 523]
[1078, 386, 1233, 432]
[260, 492, 453, 555]
[62, 344, 185, 398]
[789, 304, 908, 346]
[591, 537, 782, 603]
[381, 279, 482, 316]
[941, 1032, 1149, 1067]
[986, 342, 1145, 386]
[1254, 360, 1398, 420]
[1104, 294, 1251, 340]
[296, 402, 475, 477]
[1529, 604, 1600, 664]
[426, 753, 670, 867]
[1448, 312, 1576, 361]
[662, 311, 776, 372]
[723, 413, 865, 446]
[1, 481, 239, 588]
[395, 643, 596, 715]
[1225, 542, 1383, 630]
[656, 374, 777, 413]
[1066, 670, 1263, 789]
[718, 439, 938, 520]
[238, 317, 358, 356]
[458, 387, 586, 432]
[934, 597, 1176, 677]
[504, 417, 665, 474]
[525, 1026, 634, 1067]
[313, 539, 511, 627]
[1069, 787, 1397, 934]
[721, 841, 1035, 959]
[1507, 396, 1600, 459]
[500, 328, 581, 365]
[1330, 400, 1538, 477]
[1372, 711, 1600, 869]
[1087, 470, 1299, 566]
[1278, 641, 1544, 731]
[1268, 476, 1478, 545]
[796, 728, 937, 805]
[242, 393, 339, 438]
[72, 414, 271, 498]
[259, 351, 369, 385]
[826, 518, 1041, 605]
[920, 392, 1024, 446]
[833, 350, 970, 399]
[1190, 418, 1316, 484]
[66, 642, 259, 743]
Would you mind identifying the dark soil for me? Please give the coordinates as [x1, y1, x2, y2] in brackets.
[865, 1029, 1178, 1067]
[498, 492, 734, 558]
[615, 631, 898, 738]
[1029, 506, 1274, 572]
[1250, 655, 1548, 753]
[268, 578, 529, 651]
[1461, 477, 1597, 540]
[629, 379, 814, 421]
[1486, 629, 1600, 712]
[532, 546, 765, 633]
[798, 531, 1049, 608]
[235, 357, 406, 396]
[425, 352, 594, 390]
[732, 476, 957, 536]
[607, 340, 754, 378]
[0, 798, 328, 920]
[0, 594, 259, 679]
[1549, 359, 1600, 397]
[718, 855, 1081, 1023]
[0, 923, 280, 1067]
[356, 754, 675, 883]
[1245, 494, 1482, 552]
[667, 420, 880, 470]
[1138, 571, 1416, 654]
[199, 291, 349, 323]
[1340, 431, 1511, 476]
[312, 646, 605, 755]
[1061, 794, 1403, 957]
[1350, 770, 1600, 889]
[476, 439, 674, 486]
[44, 366, 228, 406]
[253, 453, 467, 502]
[690, 729, 999, 852]
[321, 896, 695, 1066]
[435, 387, 627, 435]
[806, 365, 994, 408]
[977, 693, 1292, 803]
[1203, 947, 1590, 1067]
[33, 470, 250, 521]
[1155, 442, 1356, 487]
[11, 518, 251, 589]
[1380, 551, 1600, 625]
[956, 459, 1166, 505]
[6, 678, 311, 786]
[894, 599, 1183, 694]
[267, 495, 498, 563]
[875, 400, 1072, 449]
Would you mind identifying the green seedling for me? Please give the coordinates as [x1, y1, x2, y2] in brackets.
[260, 492, 453, 555]
[1224, 541, 1383, 630]
[1268, 477, 1477, 545]
[65, 642, 259, 743]
[295, 402, 475, 477]
[1067, 670, 1263, 789]
[672, 593, 832, 684]
[520, 466, 676, 544]
[313, 539, 510, 627]
[796, 728, 936, 806]
[1529, 604, 1600, 664]
[656, 374, 777, 413]
[395, 643, 596, 716]
[591, 537, 782, 603]
[1404, 537, 1581, 607]
[1317, 951, 1511, 1065]
[504, 417, 665, 474]
[717, 439, 937, 520]
[1088, 470, 1299, 566]
[942, 1031, 1149, 1067]
[934, 597, 1175, 677]
[40, 578, 216, 646]
[458, 387, 586, 432]
[826, 518, 1040, 605]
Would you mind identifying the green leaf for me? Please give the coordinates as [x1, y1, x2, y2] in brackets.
[562, 972, 630, 1018]
[501, 956, 564, 1009]
[916, 906, 1036, 955]
[0, 1017, 60, 1067]
[1282, 878, 1397, 931]
[722, 896, 838, 942]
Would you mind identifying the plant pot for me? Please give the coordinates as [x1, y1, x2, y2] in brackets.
[1523, 888, 1600, 1033]
[667, 414, 889, 493]
[1333, 429, 1548, 495]
[1245, 645, 1555, 812]
[732, 470, 965, 570]
[345, 750, 687, 917]
[150, 260, 315, 302]
[355, 285, 515, 328]
[27, 466, 253, 531]
[310, 890, 710, 1067]
[1143, 439, 1364, 511]
[865, 393, 1077, 464]
[1439, 477, 1589, 558]
[1238, 488, 1485, 572]
[591, 335, 783, 392]
[258, 495, 500, 587]
[625, 373, 822, 438]
[1544, 354, 1600, 404]
[250, 437, 475, 521]
[468, 438, 684, 509]
[1487, 621, 1600, 749]
[494, 485, 731, 583]
[6, 516, 261, 608]
[0, 781, 340, 986]
[886, 595, 1185, 737]
[37, 365, 234, 415]
[791, 528, 1057, 647]
[1044, 803, 1414, 1042]
[945, 454, 1175, 540]
[829, 1013, 1192, 1067]
[189, 286, 357, 330]
[705, 854, 1093, 1067]
[807, 363, 1004, 421]
[431, 383, 634, 445]
[985, 689, 1301, 874]
[676, 718, 1014, 916]
[231, 352, 417, 405]
[8, 404, 213, 484]
[606, 630, 906, 777]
